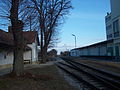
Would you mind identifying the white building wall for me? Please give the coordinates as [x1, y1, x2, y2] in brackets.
[0, 51, 13, 65]
[107, 42, 114, 56]
[99, 45, 107, 56]
[110, 0, 120, 18]
[89, 47, 99, 56]
[70, 50, 76, 56]
[84, 48, 88, 55]
[81, 49, 85, 55]
[87, 48, 90, 55]
[0, 42, 38, 66]
[79, 50, 82, 56]
[76, 50, 80, 56]
[23, 51, 32, 60]
[105, 0, 120, 56]
[113, 17, 120, 39]
[28, 43, 37, 62]
[27, 39, 38, 62]
[105, 14, 113, 40]
[106, 0, 120, 40]
[70, 43, 110, 57]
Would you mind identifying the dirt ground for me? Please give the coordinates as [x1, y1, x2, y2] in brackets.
[0, 65, 76, 90]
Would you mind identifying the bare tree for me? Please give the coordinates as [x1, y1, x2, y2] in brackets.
[31, 0, 72, 62]
[0, 0, 35, 76]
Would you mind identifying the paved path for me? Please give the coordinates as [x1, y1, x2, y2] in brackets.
[0, 58, 63, 76]
[24, 61, 55, 70]
[0, 67, 13, 76]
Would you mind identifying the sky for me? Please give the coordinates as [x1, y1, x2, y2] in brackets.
[55, 0, 111, 53]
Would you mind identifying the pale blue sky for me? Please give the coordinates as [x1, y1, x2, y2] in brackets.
[56, 0, 111, 52]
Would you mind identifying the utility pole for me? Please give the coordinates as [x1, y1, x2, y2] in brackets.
[72, 34, 76, 48]
[72, 34, 77, 56]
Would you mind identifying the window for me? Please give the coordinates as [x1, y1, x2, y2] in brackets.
[115, 46, 119, 56]
[113, 19, 119, 37]
[107, 34, 112, 39]
[106, 25, 112, 31]
[107, 47, 113, 56]
[114, 32, 119, 37]
[4, 54, 6, 59]
[105, 16, 111, 22]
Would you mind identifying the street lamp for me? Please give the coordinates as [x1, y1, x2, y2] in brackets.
[72, 34, 77, 56]
[72, 34, 76, 48]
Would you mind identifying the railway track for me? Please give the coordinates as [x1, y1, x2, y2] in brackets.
[56, 57, 120, 90]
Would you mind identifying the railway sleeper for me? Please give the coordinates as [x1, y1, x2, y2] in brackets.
[63, 59, 120, 89]
[56, 63, 108, 90]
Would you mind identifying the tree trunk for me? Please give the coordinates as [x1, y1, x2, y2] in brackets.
[40, 29, 44, 63]
[10, 0, 24, 76]
[42, 47, 47, 62]
[12, 21, 24, 76]
[40, 47, 47, 63]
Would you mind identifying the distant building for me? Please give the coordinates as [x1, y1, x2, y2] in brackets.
[70, 0, 120, 58]
[105, 0, 120, 56]
[70, 40, 113, 57]
[60, 51, 70, 56]
[47, 49, 57, 58]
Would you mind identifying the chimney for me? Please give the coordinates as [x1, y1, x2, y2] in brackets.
[8, 26, 12, 33]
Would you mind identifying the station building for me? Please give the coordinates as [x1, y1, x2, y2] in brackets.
[70, 0, 120, 57]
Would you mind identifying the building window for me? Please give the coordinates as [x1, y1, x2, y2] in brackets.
[115, 46, 119, 56]
[114, 32, 119, 37]
[4, 54, 6, 59]
[107, 47, 113, 56]
[106, 25, 112, 31]
[105, 16, 111, 22]
[113, 19, 119, 37]
[107, 34, 113, 39]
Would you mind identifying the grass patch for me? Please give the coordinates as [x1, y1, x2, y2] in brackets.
[75, 59, 120, 74]
[0, 79, 9, 90]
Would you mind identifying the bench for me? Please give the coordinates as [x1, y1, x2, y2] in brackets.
[24, 60, 31, 64]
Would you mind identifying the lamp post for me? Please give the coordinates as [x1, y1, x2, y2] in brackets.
[72, 34, 77, 56]
[72, 34, 76, 48]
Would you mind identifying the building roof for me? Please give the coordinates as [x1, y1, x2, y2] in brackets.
[0, 29, 13, 46]
[0, 29, 39, 49]
[23, 31, 38, 44]
[71, 39, 113, 51]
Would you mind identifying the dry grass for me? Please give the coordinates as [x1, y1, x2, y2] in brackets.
[0, 65, 76, 90]
[74, 58, 120, 74]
